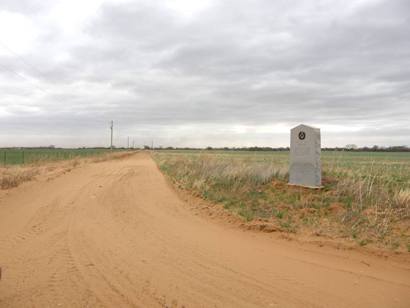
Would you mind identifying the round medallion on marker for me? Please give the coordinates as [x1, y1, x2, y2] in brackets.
[298, 131, 306, 140]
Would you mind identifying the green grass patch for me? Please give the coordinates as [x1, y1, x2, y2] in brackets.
[0, 148, 123, 165]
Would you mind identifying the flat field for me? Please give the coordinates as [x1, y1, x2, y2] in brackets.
[0, 148, 117, 165]
[154, 150, 410, 250]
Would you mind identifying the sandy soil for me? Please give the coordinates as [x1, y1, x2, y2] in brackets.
[0, 152, 409, 307]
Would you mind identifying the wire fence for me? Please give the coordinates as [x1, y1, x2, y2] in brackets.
[0, 148, 115, 166]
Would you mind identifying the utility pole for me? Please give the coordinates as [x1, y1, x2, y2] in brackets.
[132, 139, 135, 149]
[110, 120, 114, 149]
[151, 139, 154, 150]
[127, 136, 130, 149]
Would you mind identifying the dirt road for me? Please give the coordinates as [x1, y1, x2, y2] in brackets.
[0, 153, 409, 307]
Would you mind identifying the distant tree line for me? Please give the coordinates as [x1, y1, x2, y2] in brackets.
[153, 146, 289, 151]
[2, 145, 409, 152]
[336, 145, 410, 152]
[155, 145, 410, 152]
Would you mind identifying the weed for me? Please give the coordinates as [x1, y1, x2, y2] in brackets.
[359, 239, 369, 246]
[0, 168, 39, 189]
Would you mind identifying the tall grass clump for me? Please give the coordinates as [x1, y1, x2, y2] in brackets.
[156, 153, 287, 188]
[323, 152, 410, 242]
[155, 152, 288, 220]
[0, 167, 39, 189]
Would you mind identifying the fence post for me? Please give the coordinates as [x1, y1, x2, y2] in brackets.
[22, 151, 25, 164]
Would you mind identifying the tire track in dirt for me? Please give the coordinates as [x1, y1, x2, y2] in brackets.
[0, 153, 409, 307]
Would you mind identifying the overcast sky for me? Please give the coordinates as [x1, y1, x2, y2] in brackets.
[0, 0, 409, 148]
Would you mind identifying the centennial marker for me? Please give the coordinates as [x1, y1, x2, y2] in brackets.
[289, 124, 322, 188]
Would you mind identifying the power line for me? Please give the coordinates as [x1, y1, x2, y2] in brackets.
[0, 40, 48, 93]
[0, 63, 47, 93]
[0, 41, 45, 77]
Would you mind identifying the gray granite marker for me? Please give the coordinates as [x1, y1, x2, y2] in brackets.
[289, 124, 322, 188]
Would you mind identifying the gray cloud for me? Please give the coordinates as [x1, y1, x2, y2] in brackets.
[0, 0, 409, 147]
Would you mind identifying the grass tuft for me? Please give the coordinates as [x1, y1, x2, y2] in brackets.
[0, 168, 39, 189]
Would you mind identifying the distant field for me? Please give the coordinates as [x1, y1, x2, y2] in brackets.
[154, 150, 410, 250]
[0, 148, 119, 165]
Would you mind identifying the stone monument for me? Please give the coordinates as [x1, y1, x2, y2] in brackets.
[289, 124, 321, 188]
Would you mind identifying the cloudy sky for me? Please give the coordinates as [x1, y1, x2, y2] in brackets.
[0, 0, 409, 148]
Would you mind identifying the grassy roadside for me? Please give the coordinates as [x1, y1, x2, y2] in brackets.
[0, 150, 133, 190]
[153, 150, 410, 251]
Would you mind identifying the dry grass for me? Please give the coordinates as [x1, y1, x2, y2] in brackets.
[0, 151, 136, 190]
[154, 150, 410, 250]
[91, 151, 136, 163]
[0, 167, 39, 189]
[395, 189, 410, 209]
